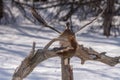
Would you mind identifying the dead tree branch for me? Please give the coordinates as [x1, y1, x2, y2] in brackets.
[31, 7, 61, 34]
[12, 42, 59, 80]
[12, 25, 120, 80]
[76, 6, 106, 33]
[75, 45, 120, 66]
[12, 42, 120, 80]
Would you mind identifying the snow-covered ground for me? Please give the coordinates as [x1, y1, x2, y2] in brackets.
[0, 24, 120, 80]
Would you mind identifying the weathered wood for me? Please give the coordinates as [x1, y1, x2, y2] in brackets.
[43, 25, 75, 80]
[12, 49, 59, 80]
[97, 53, 120, 66]
[75, 45, 120, 66]
[61, 57, 73, 80]
[12, 43, 120, 80]
[12, 42, 59, 80]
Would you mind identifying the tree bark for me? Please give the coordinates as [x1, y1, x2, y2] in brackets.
[12, 49, 59, 80]
[103, 0, 115, 37]
[0, 0, 3, 19]
[61, 58, 73, 80]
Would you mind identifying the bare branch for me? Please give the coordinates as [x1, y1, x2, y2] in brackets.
[31, 7, 61, 34]
[14, 1, 35, 23]
[76, 6, 106, 33]
[14, 0, 103, 10]
[75, 45, 120, 66]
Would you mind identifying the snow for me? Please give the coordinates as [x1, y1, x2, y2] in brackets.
[0, 24, 120, 80]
